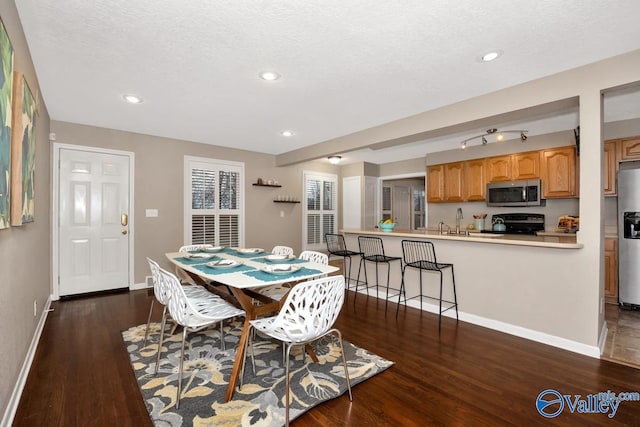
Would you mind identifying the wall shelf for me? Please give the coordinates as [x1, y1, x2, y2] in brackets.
[253, 183, 282, 188]
[273, 200, 300, 204]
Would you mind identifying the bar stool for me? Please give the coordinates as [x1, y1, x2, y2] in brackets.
[398, 240, 458, 333]
[325, 233, 362, 290]
[357, 236, 402, 312]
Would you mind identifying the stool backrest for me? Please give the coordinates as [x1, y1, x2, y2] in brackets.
[358, 236, 386, 258]
[402, 240, 438, 265]
[325, 233, 347, 254]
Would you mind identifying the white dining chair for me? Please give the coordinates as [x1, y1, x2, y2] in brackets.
[157, 266, 245, 409]
[243, 275, 352, 426]
[272, 245, 294, 257]
[144, 258, 214, 346]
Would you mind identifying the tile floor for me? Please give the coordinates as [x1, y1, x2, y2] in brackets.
[603, 303, 640, 368]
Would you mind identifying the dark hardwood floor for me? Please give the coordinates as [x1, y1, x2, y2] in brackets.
[13, 287, 640, 426]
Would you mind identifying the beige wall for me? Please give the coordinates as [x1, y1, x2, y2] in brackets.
[0, 1, 52, 419]
[51, 121, 339, 284]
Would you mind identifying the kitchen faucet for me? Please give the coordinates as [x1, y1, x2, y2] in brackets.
[455, 207, 463, 234]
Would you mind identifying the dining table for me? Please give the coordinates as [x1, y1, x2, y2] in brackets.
[165, 247, 339, 402]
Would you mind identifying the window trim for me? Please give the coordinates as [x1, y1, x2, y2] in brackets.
[183, 156, 245, 247]
[302, 170, 337, 251]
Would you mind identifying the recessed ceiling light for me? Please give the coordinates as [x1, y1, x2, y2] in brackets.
[280, 130, 294, 137]
[480, 50, 503, 62]
[259, 71, 281, 81]
[123, 94, 143, 104]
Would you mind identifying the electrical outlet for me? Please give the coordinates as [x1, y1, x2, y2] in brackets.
[33, 300, 37, 317]
[146, 276, 154, 287]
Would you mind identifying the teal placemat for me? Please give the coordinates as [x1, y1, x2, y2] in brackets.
[242, 267, 323, 283]
[192, 263, 255, 275]
[251, 257, 306, 265]
[175, 256, 219, 265]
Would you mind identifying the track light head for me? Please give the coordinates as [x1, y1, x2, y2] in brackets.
[482, 136, 488, 145]
[520, 132, 528, 142]
[461, 141, 467, 149]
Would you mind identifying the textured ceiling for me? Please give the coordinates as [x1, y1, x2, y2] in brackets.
[15, 0, 640, 164]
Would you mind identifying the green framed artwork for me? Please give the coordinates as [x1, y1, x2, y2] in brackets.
[11, 72, 36, 225]
[0, 17, 13, 229]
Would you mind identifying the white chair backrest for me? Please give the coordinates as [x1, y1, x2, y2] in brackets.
[272, 246, 294, 257]
[269, 275, 345, 342]
[299, 250, 328, 265]
[158, 267, 195, 328]
[179, 244, 213, 252]
[147, 257, 170, 305]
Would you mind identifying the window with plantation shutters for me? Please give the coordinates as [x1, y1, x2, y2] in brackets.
[184, 157, 244, 247]
[303, 171, 337, 250]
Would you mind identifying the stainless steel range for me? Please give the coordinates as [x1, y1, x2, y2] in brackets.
[483, 213, 545, 235]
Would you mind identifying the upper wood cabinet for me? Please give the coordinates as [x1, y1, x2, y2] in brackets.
[619, 136, 640, 161]
[444, 162, 464, 202]
[463, 159, 486, 201]
[512, 151, 540, 180]
[540, 146, 577, 198]
[426, 165, 444, 202]
[485, 156, 512, 182]
[486, 151, 540, 182]
[604, 140, 618, 196]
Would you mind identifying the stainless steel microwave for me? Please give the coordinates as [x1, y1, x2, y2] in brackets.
[486, 179, 543, 207]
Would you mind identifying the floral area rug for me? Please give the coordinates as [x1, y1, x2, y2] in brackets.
[122, 321, 393, 426]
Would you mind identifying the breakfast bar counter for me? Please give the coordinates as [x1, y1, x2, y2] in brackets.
[339, 228, 599, 359]
[340, 228, 582, 249]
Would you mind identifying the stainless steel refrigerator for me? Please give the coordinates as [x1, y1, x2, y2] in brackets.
[618, 161, 640, 308]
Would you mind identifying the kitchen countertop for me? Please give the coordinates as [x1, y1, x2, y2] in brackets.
[341, 228, 583, 249]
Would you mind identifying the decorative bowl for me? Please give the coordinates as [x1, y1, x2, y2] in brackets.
[379, 222, 396, 232]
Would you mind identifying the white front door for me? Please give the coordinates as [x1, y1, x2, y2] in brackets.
[58, 147, 131, 296]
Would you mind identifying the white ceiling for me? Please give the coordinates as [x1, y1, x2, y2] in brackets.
[15, 0, 640, 165]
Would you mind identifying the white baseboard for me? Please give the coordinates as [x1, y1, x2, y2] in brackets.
[1, 295, 53, 427]
[598, 320, 609, 356]
[354, 288, 602, 359]
[129, 281, 151, 291]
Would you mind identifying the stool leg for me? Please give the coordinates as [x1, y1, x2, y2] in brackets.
[343, 255, 351, 288]
[438, 270, 444, 334]
[451, 265, 459, 321]
[374, 262, 379, 299]
[396, 265, 405, 318]
[384, 261, 392, 313]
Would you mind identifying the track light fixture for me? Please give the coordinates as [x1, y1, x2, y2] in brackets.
[460, 128, 528, 149]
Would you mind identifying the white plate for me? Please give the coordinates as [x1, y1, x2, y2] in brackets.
[184, 252, 217, 259]
[206, 259, 243, 269]
[264, 254, 293, 262]
[204, 246, 224, 253]
[261, 264, 302, 275]
[236, 248, 264, 254]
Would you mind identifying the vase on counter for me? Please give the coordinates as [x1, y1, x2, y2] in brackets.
[474, 218, 485, 231]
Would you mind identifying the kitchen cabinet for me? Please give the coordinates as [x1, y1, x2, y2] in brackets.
[604, 140, 618, 196]
[486, 151, 540, 182]
[605, 237, 618, 304]
[463, 159, 486, 201]
[427, 165, 444, 202]
[444, 162, 464, 202]
[485, 155, 512, 182]
[618, 136, 640, 161]
[540, 146, 578, 198]
[512, 151, 540, 180]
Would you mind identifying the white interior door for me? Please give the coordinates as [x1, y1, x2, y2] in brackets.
[393, 184, 411, 229]
[58, 148, 131, 296]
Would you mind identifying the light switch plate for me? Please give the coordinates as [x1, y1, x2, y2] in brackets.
[146, 209, 159, 217]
